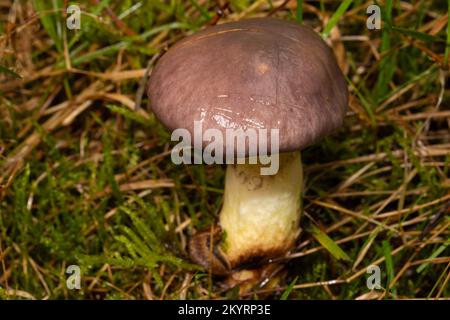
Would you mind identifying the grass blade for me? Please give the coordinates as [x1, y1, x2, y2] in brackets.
[374, 0, 396, 100]
[416, 239, 450, 274]
[106, 104, 153, 127]
[391, 26, 445, 43]
[188, 0, 211, 20]
[322, 0, 353, 39]
[32, 0, 64, 52]
[353, 226, 381, 270]
[382, 240, 397, 298]
[296, 0, 303, 24]
[445, 0, 450, 66]
[308, 224, 351, 262]
[280, 276, 298, 300]
[0, 66, 22, 79]
[346, 75, 375, 124]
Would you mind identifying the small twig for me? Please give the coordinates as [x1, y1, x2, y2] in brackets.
[90, 0, 136, 36]
[208, 1, 230, 26]
[134, 53, 160, 111]
[419, 200, 450, 241]
[267, 0, 290, 16]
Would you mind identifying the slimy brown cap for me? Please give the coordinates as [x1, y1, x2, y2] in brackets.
[148, 18, 348, 154]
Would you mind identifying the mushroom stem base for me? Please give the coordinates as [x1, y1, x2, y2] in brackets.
[220, 152, 303, 269]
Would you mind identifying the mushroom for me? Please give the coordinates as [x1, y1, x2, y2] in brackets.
[148, 18, 348, 274]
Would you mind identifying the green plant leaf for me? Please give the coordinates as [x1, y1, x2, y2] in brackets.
[382, 240, 397, 298]
[322, 0, 353, 39]
[0, 65, 22, 79]
[106, 104, 153, 126]
[390, 25, 445, 43]
[280, 276, 298, 300]
[32, 0, 64, 52]
[416, 238, 450, 274]
[296, 0, 303, 24]
[308, 224, 351, 262]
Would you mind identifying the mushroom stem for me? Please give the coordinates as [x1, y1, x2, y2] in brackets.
[220, 151, 303, 268]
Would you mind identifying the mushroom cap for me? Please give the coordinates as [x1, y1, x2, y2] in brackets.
[148, 18, 348, 155]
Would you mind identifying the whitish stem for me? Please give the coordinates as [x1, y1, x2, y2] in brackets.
[219, 152, 303, 268]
